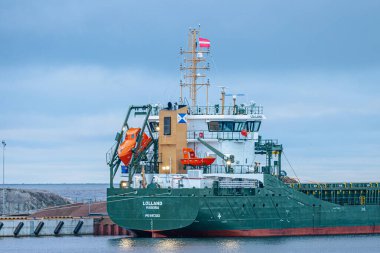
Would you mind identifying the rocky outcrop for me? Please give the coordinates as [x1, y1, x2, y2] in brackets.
[0, 188, 72, 215]
[281, 176, 299, 184]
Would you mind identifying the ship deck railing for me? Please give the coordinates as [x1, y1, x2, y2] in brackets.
[219, 180, 259, 189]
[289, 182, 380, 206]
[106, 142, 117, 165]
[149, 104, 263, 116]
[204, 164, 255, 174]
[288, 182, 380, 190]
[301, 190, 380, 206]
[187, 130, 253, 141]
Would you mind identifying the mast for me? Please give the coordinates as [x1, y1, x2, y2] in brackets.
[220, 86, 226, 115]
[180, 28, 210, 107]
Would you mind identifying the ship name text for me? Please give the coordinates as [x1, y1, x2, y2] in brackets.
[143, 201, 163, 210]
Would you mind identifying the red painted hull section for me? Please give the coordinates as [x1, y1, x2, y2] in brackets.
[150, 226, 380, 238]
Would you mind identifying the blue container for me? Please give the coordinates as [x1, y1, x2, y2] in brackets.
[121, 165, 128, 174]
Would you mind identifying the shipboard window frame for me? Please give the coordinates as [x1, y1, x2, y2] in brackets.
[164, 117, 171, 135]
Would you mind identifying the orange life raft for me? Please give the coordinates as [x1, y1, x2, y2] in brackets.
[180, 148, 216, 167]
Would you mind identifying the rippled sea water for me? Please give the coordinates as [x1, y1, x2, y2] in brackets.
[1, 235, 380, 253]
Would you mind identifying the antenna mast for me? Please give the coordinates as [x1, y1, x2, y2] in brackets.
[180, 27, 210, 107]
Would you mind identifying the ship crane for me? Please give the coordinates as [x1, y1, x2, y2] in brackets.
[106, 105, 158, 188]
[197, 137, 235, 173]
[254, 135, 283, 177]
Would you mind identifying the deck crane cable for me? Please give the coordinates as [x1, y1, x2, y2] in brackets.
[209, 51, 219, 88]
[282, 151, 301, 183]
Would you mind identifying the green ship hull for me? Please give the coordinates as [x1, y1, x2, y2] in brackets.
[107, 175, 380, 237]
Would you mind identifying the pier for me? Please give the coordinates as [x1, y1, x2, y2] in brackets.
[0, 202, 130, 237]
[0, 217, 93, 237]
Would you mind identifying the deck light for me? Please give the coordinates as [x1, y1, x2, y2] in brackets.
[120, 181, 128, 188]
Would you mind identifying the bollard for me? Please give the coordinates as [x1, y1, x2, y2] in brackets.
[14, 222, 24, 236]
[93, 223, 99, 235]
[34, 221, 44, 236]
[73, 220, 84, 235]
[106, 224, 111, 235]
[54, 221, 64, 235]
[97, 223, 103, 235]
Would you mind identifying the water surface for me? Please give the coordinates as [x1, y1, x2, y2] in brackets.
[1, 235, 380, 253]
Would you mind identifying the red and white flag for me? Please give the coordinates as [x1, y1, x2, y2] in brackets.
[199, 37, 210, 48]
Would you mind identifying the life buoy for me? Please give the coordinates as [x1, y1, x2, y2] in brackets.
[199, 132, 204, 138]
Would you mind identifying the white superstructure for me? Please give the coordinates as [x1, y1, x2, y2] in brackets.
[113, 27, 280, 190]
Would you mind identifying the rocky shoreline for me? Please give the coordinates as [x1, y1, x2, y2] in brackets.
[0, 188, 72, 215]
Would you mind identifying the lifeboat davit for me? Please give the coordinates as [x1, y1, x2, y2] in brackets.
[118, 128, 152, 166]
[180, 148, 216, 167]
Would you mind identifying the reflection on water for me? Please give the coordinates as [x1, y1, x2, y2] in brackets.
[154, 238, 185, 253]
[118, 238, 135, 250]
[113, 237, 186, 252]
[2, 235, 380, 253]
[109, 234, 380, 253]
[218, 239, 240, 252]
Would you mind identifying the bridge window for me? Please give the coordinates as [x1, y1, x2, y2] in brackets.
[208, 121, 261, 132]
[223, 122, 234, 132]
[246, 121, 261, 132]
[234, 122, 245, 131]
[208, 121, 222, 131]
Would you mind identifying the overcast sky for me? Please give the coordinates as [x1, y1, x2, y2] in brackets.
[1, 0, 379, 183]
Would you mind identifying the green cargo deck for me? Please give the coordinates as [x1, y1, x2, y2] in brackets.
[289, 182, 380, 206]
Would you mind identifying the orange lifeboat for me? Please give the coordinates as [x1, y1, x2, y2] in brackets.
[180, 148, 216, 167]
[118, 128, 152, 166]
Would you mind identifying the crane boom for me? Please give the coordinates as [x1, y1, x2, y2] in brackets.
[197, 137, 234, 173]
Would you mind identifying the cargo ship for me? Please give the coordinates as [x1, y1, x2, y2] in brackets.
[106, 28, 380, 237]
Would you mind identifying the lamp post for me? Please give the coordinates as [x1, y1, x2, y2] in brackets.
[2, 140, 6, 216]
